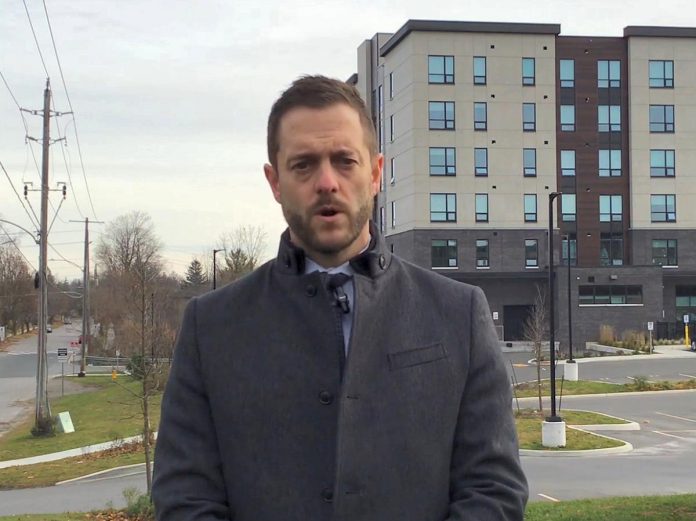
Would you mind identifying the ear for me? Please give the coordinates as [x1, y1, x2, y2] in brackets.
[264, 163, 281, 204]
[370, 153, 384, 196]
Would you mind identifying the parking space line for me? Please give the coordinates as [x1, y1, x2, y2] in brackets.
[655, 411, 696, 423]
[653, 430, 689, 440]
[537, 493, 560, 502]
[679, 373, 696, 379]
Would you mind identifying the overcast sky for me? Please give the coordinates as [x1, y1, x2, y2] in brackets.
[1, 0, 693, 281]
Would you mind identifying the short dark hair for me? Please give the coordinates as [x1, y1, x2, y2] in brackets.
[266, 75, 377, 167]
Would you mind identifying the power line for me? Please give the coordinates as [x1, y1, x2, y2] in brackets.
[0, 70, 22, 107]
[0, 159, 40, 229]
[41, 0, 98, 221]
[0, 223, 37, 271]
[22, 0, 50, 78]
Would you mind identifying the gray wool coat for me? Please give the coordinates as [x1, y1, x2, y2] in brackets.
[152, 228, 528, 520]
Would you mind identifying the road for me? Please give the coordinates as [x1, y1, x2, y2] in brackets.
[0, 324, 82, 433]
[503, 349, 696, 385]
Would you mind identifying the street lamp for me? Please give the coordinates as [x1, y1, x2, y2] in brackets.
[547, 192, 562, 422]
[213, 249, 224, 290]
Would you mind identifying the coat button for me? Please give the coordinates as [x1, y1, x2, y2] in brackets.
[379, 254, 386, 269]
[321, 488, 334, 502]
[318, 391, 333, 404]
[305, 284, 317, 297]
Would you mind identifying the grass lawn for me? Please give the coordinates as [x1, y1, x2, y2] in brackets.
[0, 494, 693, 520]
[0, 443, 146, 489]
[524, 494, 696, 520]
[515, 409, 626, 451]
[0, 376, 161, 461]
[514, 378, 696, 398]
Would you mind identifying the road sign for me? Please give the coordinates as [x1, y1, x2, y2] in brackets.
[57, 347, 69, 363]
[647, 321, 654, 331]
[684, 314, 690, 324]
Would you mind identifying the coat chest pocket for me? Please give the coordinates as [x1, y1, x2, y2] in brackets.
[388, 342, 448, 370]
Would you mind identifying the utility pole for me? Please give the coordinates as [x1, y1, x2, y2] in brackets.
[70, 217, 104, 376]
[35, 79, 52, 433]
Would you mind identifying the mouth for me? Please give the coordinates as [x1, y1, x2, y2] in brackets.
[316, 206, 342, 219]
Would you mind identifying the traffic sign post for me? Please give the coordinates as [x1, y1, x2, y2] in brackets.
[647, 322, 654, 354]
[684, 315, 690, 347]
[57, 347, 68, 397]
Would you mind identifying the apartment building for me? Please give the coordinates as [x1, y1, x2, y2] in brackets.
[352, 20, 696, 350]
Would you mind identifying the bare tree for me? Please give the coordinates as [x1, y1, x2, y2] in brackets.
[95, 211, 164, 495]
[522, 285, 548, 416]
[0, 245, 34, 336]
[216, 225, 268, 285]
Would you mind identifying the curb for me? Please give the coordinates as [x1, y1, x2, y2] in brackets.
[518, 408, 637, 457]
[56, 462, 146, 485]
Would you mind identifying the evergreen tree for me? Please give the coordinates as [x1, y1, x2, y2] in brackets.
[184, 259, 208, 288]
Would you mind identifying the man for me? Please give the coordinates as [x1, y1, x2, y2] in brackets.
[152, 75, 528, 520]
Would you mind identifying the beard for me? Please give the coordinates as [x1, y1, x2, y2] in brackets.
[282, 192, 373, 256]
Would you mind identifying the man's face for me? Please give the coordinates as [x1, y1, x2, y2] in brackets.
[264, 103, 383, 267]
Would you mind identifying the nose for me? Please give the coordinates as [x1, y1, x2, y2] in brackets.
[315, 159, 339, 193]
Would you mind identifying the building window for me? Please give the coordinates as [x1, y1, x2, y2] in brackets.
[652, 239, 677, 266]
[560, 105, 575, 131]
[524, 194, 537, 222]
[598, 105, 621, 132]
[379, 206, 385, 234]
[429, 147, 456, 176]
[562, 234, 577, 266]
[650, 149, 675, 177]
[389, 72, 394, 99]
[649, 60, 674, 88]
[474, 102, 487, 130]
[473, 56, 486, 85]
[432, 239, 458, 268]
[579, 285, 642, 305]
[599, 150, 622, 177]
[474, 148, 488, 176]
[597, 60, 621, 88]
[390, 157, 396, 184]
[599, 195, 623, 222]
[561, 150, 575, 176]
[560, 59, 575, 87]
[525, 239, 538, 267]
[430, 193, 457, 222]
[523, 103, 536, 131]
[676, 286, 696, 317]
[476, 239, 489, 268]
[389, 115, 394, 142]
[522, 57, 535, 85]
[523, 148, 536, 177]
[475, 193, 489, 222]
[377, 85, 383, 153]
[428, 55, 454, 84]
[649, 105, 675, 133]
[390, 201, 396, 228]
[651, 194, 676, 222]
[429, 101, 455, 130]
[561, 194, 576, 222]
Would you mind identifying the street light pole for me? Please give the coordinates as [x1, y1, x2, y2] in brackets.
[213, 249, 223, 290]
[566, 236, 574, 362]
[547, 192, 562, 422]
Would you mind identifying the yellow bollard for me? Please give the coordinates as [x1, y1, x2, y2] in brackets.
[112, 368, 117, 381]
[686, 324, 690, 347]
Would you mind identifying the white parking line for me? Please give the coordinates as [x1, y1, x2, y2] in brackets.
[655, 411, 696, 423]
[679, 373, 696, 379]
[537, 493, 560, 502]
[653, 430, 689, 440]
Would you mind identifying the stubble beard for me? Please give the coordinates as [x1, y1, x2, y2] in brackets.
[283, 194, 373, 257]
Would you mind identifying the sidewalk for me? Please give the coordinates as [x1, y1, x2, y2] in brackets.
[0, 433, 156, 470]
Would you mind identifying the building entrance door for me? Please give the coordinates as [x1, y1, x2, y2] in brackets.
[503, 305, 533, 341]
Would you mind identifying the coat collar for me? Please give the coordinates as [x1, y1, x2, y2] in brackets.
[276, 221, 391, 279]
